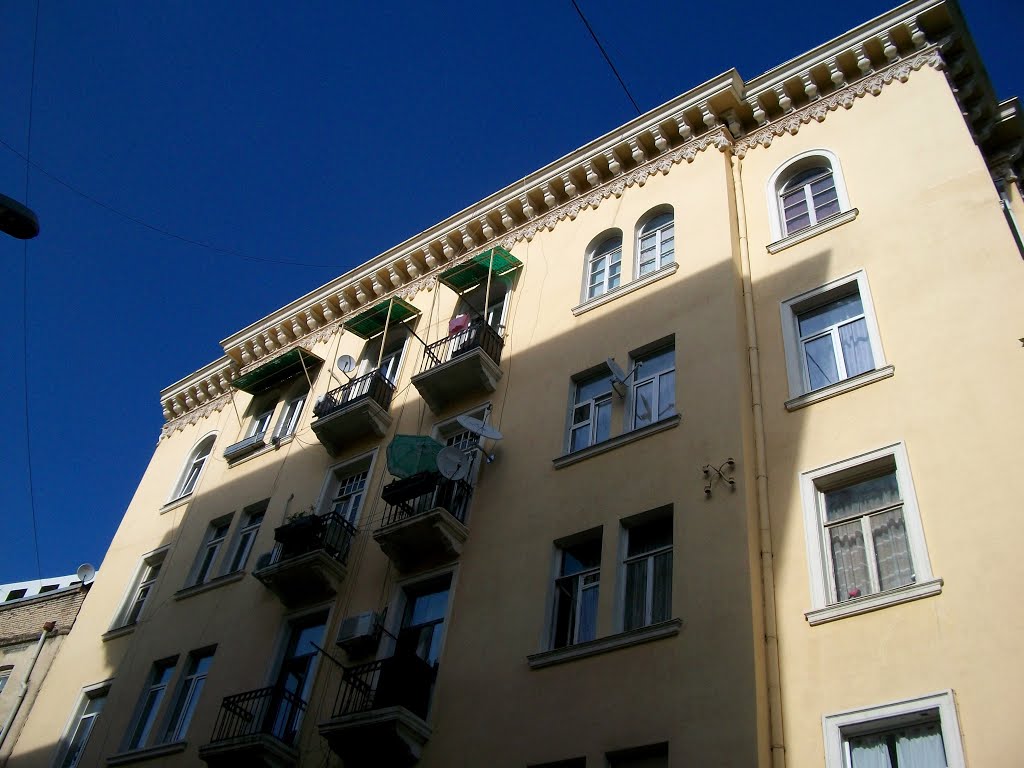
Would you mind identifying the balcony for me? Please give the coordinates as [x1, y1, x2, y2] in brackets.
[411, 319, 503, 414]
[373, 472, 472, 572]
[319, 654, 434, 767]
[199, 687, 305, 768]
[311, 370, 395, 454]
[254, 512, 355, 607]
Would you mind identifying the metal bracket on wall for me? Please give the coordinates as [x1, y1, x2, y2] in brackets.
[703, 458, 736, 497]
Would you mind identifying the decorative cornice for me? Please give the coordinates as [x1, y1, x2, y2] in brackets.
[160, 390, 231, 439]
[159, 1, 1010, 426]
[735, 49, 943, 157]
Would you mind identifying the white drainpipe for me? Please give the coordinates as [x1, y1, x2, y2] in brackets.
[0, 623, 54, 751]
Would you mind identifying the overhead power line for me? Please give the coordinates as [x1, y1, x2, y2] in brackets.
[0, 136, 345, 270]
[569, 0, 642, 116]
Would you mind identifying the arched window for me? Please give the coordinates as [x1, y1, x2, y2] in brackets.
[585, 233, 622, 300]
[636, 210, 674, 276]
[170, 434, 216, 502]
[768, 150, 852, 242]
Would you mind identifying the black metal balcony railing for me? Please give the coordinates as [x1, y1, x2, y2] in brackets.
[314, 369, 396, 420]
[209, 686, 306, 747]
[380, 472, 473, 528]
[332, 654, 434, 721]
[269, 512, 357, 567]
[419, 319, 504, 373]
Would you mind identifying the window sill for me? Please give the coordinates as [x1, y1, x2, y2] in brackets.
[528, 618, 683, 669]
[101, 624, 137, 642]
[553, 415, 680, 469]
[571, 263, 678, 317]
[805, 578, 943, 626]
[173, 571, 245, 602]
[226, 434, 295, 467]
[160, 493, 193, 515]
[784, 365, 894, 411]
[767, 208, 859, 254]
[107, 741, 188, 766]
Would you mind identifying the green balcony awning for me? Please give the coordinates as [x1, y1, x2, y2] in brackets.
[232, 348, 322, 394]
[342, 297, 420, 339]
[438, 247, 522, 293]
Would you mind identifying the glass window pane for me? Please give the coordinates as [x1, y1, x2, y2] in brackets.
[553, 579, 577, 648]
[570, 426, 590, 452]
[628, 517, 672, 556]
[578, 584, 598, 642]
[797, 294, 864, 337]
[829, 521, 872, 601]
[803, 335, 840, 390]
[785, 212, 811, 233]
[871, 507, 915, 591]
[634, 380, 655, 427]
[594, 398, 611, 443]
[658, 371, 675, 420]
[576, 374, 611, 403]
[562, 539, 602, 574]
[572, 402, 590, 424]
[624, 560, 647, 631]
[839, 317, 874, 377]
[824, 472, 900, 521]
[652, 551, 672, 623]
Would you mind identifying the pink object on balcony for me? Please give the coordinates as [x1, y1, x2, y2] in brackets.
[449, 314, 471, 335]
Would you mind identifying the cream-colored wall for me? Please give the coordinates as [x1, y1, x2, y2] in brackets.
[742, 65, 1024, 766]
[0, 635, 66, 765]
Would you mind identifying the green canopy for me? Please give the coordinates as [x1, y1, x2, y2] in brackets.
[387, 435, 445, 478]
[342, 297, 420, 339]
[231, 348, 322, 395]
[437, 247, 522, 292]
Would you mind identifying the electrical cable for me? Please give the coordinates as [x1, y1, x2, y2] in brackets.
[21, 0, 43, 581]
[0, 135, 345, 269]
[569, 0, 642, 116]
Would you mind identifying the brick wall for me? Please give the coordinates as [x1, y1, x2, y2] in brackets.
[0, 588, 89, 646]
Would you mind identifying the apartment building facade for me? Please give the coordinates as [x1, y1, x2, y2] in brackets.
[8, 1, 1023, 766]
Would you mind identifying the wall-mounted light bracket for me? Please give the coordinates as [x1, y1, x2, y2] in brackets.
[703, 458, 736, 497]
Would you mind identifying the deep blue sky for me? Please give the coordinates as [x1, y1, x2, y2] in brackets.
[1, 1, 1019, 583]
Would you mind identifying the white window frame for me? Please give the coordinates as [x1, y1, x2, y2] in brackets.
[620, 516, 673, 631]
[800, 442, 940, 624]
[766, 148, 852, 242]
[226, 503, 266, 573]
[111, 547, 169, 630]
[628, 343, 676, 430]
[125, 659, 176, 751]
[567, 369, 613, 453]
[584, 232, 623, 301]
[551, 543, 601, 649]
[0, 666, 11, 694]
[168, 433, 216, 503]
[823, 690, 965, 768]
[780, 270, 887, 401]
[188, 516, 233, 587]
[53, 680, 111, 768]
[379, 565, 459, 670]
[316, 449, 378, 525]
[161, 647, 215, 743]
[357, 331, 409, 388]
[635, 208, 675, 277]
[273, 389, 308, 441]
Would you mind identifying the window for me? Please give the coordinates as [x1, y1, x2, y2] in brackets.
[636, 210, 674, 276]
[189, 517, 232, 586]
[319, 453, 374, 525]
[113, 549, 167, 629]
[55, 684, 109, 768]
[273, 388, 308, 440]
[586, 233, 623, 299]
[394, 574, 453, 668]
[455, 277, 512, 336]
[170, 434, 216, 501]
[125, 659, 176, 750]
[630, 344, 675, 429]
[357, 330, 407, 389]
[768, 149, 852, 241]
[270, 612, 328, 742]
[622, 514, 672, 631]
[246, 402, 275, 440]
[781, 271, 887, 401]
[607, 742, 669, 767]
[226, 502, 266, 573]
[0, 665, 11, 694]
[800, 443, 939, 622]
[162, 648, 215, 743]
[551, 532, 602, 649]
[5, 589, 26, 601]
[823, 691, 965, 768]
[569, 370, 613, 452]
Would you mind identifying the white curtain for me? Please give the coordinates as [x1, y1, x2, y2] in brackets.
[830, 522, 870, 601]
[895, 724, 946, 766]
[839, 318, 874, 377]
[871, 510, 915, 591]
[850, 734, 893, 768]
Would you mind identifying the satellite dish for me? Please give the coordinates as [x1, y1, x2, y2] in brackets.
[75, 563, 96, 585]
[456, 414, 503, 440]
[436, 446, 471, 481]
[607, 357, 629, 398]
[337, 355, 356, 373]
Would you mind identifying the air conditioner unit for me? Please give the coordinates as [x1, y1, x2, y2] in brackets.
[336, 610, 381, 654]
[223, 433, 266, 462]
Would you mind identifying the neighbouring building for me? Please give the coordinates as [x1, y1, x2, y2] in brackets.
[8, 1, 1024, 766]
[0, 576, 91, 767]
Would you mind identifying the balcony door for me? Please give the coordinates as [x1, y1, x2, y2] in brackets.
[395, 577, 451, 668]
[270, 611, 327, 743]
